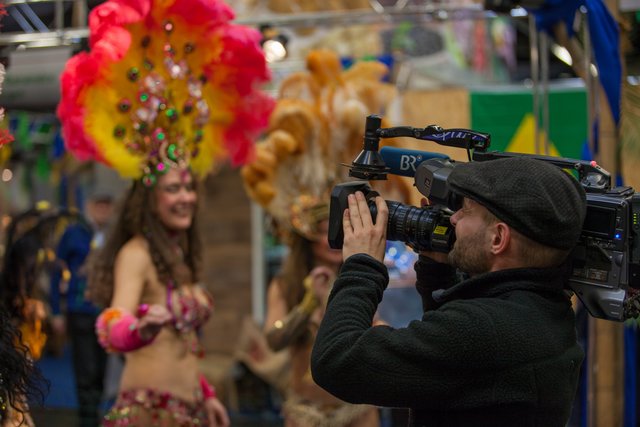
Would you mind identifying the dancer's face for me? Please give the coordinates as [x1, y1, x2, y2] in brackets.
[311, 219, 343, 269]
[154, 168, 197, 231]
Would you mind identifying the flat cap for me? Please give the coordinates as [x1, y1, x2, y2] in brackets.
[448, 157, 587, 249]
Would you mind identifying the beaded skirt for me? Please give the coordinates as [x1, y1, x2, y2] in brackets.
[103, 388, 208, 427]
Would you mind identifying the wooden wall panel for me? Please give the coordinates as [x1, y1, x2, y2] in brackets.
[397, 88, 471, 162]
[197, 165, 254, 389]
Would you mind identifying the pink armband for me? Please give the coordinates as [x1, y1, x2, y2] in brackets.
[95, 308, 155, 353]
[199, 374, 217, 400]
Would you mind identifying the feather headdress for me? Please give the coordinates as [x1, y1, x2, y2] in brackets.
[57, 0, 274, 185]
[241, 49, 405, 240]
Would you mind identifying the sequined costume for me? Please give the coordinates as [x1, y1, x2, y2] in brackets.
[165, 282, 214, 357]
[282, 395, 378, 427]
[99, 285, 214, 426]
[103, 389, 208, 427]
[281, 294, 379, 427]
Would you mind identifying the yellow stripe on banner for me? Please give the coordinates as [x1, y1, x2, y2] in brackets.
[503, 113, 561, 157]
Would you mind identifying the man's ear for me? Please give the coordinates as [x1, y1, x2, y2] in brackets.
[489, 222, 511, 255]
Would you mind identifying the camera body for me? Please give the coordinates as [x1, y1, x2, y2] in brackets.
[570, 189, 640, 320]
[328, 115, 640, 322]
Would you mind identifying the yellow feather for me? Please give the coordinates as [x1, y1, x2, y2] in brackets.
[85, 85, 144, 178]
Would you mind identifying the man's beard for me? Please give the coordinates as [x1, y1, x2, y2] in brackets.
[448, 228, 491, 276]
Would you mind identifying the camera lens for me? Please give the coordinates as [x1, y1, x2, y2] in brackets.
[381, 201, 455, 252]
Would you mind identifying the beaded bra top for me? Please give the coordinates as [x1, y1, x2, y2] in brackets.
[166, 281, 213, 357]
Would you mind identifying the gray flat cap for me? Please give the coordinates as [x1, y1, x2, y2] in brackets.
[448, 157, 587, 249]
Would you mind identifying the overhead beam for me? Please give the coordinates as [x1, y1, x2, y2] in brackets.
[0, 3, 515, 46]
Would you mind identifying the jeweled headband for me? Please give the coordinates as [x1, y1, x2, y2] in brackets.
[57, 0, 274, 184]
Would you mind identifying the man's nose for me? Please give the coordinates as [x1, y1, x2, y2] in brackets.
[450, 211, 460, 226]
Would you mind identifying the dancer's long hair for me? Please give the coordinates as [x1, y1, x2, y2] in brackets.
[0, 230, 45, 321]
[0, 308, 47, 422]
[87, 177, 202, 307]
[276, 231, 316, 312]
[0, 207, 88, 321]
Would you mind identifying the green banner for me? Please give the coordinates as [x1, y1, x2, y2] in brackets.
[470, 85, 587, 159]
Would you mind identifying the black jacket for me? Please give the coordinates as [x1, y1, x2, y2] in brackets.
[311, 254, 583, 427]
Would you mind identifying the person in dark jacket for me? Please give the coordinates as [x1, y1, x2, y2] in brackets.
[310, 157, 588, 427]
[50, 193, 114, 427]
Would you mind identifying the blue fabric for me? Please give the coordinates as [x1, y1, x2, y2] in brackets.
[34, 345, 78, 409]
[531, 0, 621, 125]
[53, 131, 66, 159]
[580, 140, 593, 162]
[624, 326, 637, 427]
[592, 119, 600, 155]
[579, 120, 600, 159]
[340, 55, 395, 83]
[50, 223, 100, 315]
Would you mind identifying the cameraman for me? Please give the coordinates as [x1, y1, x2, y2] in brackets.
[310, 157, 587, 427]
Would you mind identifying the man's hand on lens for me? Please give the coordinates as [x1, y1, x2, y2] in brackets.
[342, 191, 388, 263]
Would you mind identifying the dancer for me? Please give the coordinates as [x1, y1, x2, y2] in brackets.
[57, 0, 273, 425]
[241, 49, 403, 427]
[263, 199, 380, 427]
[89, 167, 229, 426]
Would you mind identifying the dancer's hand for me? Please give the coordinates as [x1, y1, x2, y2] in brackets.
[136, 304, 172, 341]
[308, 266, 335, 303]
[205, 397, 230, 427]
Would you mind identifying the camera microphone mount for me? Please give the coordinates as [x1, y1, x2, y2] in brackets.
[348, 115, 492, 180]
[348, 115, 389, 180]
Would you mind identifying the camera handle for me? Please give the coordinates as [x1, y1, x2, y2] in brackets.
[378, 126, 490, 152]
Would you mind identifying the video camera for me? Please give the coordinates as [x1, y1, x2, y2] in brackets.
[328, 115, 640, 322]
